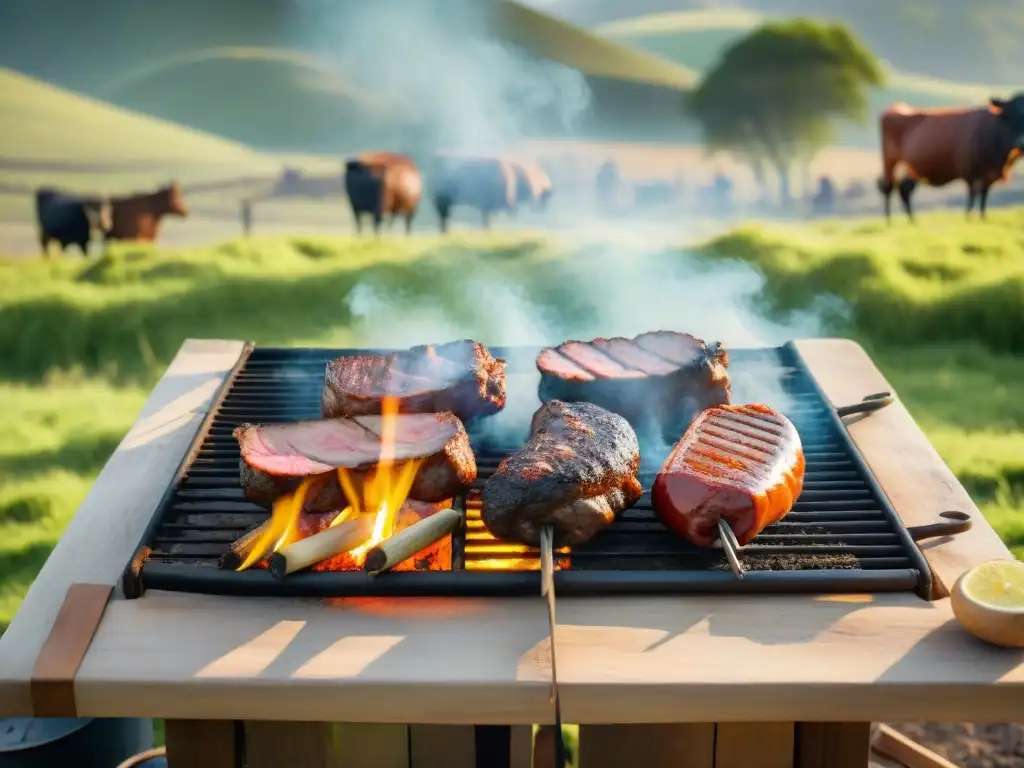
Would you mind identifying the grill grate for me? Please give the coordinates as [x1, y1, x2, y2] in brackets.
[125, 342, 936, 599]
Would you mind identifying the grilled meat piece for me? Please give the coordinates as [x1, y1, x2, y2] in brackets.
[536, 330, 731, 443]
[481, 400, 643, 547]
[235, 413, 476, 509]
[322, 339, 506, 424]
[652, 404, 805, 547]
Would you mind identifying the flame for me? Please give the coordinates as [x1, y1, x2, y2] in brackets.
[236, 476, 313, 571]
[235, 396, 423, 571]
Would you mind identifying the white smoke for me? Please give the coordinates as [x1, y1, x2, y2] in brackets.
[287, 0, 592, 154]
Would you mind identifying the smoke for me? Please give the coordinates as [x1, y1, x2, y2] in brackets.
[286, 0, 592, 155]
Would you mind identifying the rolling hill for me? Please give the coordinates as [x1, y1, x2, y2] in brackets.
[0, 68, 337, 194]
[595, 10, 1011, 147]
[0, 0, 699, 152]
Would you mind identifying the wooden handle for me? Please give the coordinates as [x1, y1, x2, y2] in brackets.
[871, 724, 960, 768]
[269, 515, 374, 578]
[364, 507, 462, 574]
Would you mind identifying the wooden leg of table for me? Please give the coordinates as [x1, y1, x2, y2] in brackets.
[578, 724, 716, 768]
[509, 726, 533, 768]
[409, 725, 475, 768]
[164, 719, 239, 768]
[795, 722, 871, 768]
[244, 722, 409, 768]
[715, 723, 795, 768]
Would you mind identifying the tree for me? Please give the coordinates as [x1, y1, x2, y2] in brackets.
[686, 19, 885, 203]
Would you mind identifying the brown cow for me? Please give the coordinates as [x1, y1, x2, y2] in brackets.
[344, 152, 422, 235]
[106, 182, 189, 242]
[509, 158, 553, 211]
[878, 94, 1024, 222]
[432, 156, 518, 233]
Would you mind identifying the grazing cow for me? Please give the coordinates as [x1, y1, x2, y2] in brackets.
[34, 188, 111, 257]
[509, 159, 553, 211]
[344, 152, 423, 235]
[433, 157, 517, 233]
[106, 182, 189, 242]
[878, 95, 1024, 222]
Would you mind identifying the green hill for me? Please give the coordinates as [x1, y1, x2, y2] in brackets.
[0, 67, 340, 207]
[0, 0, 698, 152]
[596, 10, 1010, 148]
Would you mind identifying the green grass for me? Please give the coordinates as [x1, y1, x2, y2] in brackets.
[595, 9, 1010, 147]
[2, 213, 1023, 641]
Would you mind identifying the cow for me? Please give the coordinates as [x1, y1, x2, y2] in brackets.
[509, 158, 553, 211]
[343, 152, 423, 236]
[432, 156, 518, 233]
[106, 182, 189, 242]
[34, 188, 112, 257]
[878, 94, 1024, 222]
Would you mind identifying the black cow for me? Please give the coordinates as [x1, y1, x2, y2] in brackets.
[35, 188, 111, 257]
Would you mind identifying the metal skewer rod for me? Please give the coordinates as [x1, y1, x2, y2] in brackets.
[540, 524, 567, 767]
[717, 518, 745, 580]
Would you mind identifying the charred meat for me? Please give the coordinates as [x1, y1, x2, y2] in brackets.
[481, 400, 642, 547]
[235, 412, 477, 509]
[536, 331, 731, 442]
[652, 404, 805, 547]
[323, 339, 506, 425]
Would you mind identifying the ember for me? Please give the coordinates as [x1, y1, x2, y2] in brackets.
[231, 397, 454, 575]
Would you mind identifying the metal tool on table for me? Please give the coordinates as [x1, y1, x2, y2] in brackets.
[539, 524, 567, 768]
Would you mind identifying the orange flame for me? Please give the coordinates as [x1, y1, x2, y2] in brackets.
[235, 396, 422, 571]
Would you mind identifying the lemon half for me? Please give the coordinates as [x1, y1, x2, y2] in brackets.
[950, 560, 1024, 648]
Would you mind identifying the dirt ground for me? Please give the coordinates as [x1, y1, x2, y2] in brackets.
[888, 723, 1024, 768]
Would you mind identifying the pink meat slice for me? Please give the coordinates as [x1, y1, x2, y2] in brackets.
[235, 414, 461, 477]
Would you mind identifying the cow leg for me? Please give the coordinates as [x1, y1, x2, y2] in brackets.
[77, 240, 90, 257]
[40, 235, 51, 258]
[373, 212, 383, 237]
[353, 213, 363, 236]
[876, 178, 894, 223]
[404, 213, 414, 235]
[965, 182, 977, 219]
[979, 184, 992, 220]
[898, 177, 917, 223]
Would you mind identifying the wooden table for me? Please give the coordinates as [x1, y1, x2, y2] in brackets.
[1, 338, 1021, 768]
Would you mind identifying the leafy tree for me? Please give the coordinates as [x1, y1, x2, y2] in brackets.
[687, 19, 884, 203]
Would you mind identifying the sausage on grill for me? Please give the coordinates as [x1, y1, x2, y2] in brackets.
[652, 404, 805, 547]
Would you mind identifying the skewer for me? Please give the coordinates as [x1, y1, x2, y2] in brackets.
[268, 515, 374, 578]
[717, 518, 745, 579]
[539, 524, 567, 767]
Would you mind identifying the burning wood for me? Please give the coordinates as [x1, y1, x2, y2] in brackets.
[269, 512, 375, 578]
[226, 397, 459, 576]
[364, 506, 463, 574]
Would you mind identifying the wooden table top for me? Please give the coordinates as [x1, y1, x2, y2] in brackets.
[0, 337, 1020, 724]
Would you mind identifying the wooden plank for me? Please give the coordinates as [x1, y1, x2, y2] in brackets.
[578, 724, 715, 768]
[29, 583, 112, 717]
[0, 338, 249, 716]
[715, 723, 794, 768]
[165, 719, 239, 768]
[509, 726, 533, 768]
[871, 724, 960, 768]
[795, 338, 1013, 597]
[246, 723, 408, 768]
[796, 722, 871, 768]
[409, 725, 475, 768]
[72, 589, 1024, 723]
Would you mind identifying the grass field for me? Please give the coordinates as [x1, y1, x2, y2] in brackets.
[595, 10, 1010, 147]
[2, 209, 1024, 637]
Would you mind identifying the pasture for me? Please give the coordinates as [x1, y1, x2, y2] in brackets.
[2, 209, 1024, 635]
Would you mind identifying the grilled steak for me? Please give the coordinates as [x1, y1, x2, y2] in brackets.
[652, 404, 805, 547]
[322, 339, 506, 425]
[481, 400, 642, 547]
[235, 413, 476, 509]
[536, 330, 731, 442]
